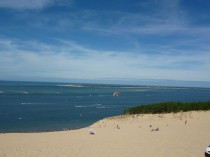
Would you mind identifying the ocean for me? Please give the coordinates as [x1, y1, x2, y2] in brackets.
[0, 81, 210, 133]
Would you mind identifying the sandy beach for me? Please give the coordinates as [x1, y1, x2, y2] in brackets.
[0, 111, 210, 157]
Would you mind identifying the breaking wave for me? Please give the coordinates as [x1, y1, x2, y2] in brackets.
[74, 103, 128, 109]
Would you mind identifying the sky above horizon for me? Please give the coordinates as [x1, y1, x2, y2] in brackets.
[0, 0, 210, 86]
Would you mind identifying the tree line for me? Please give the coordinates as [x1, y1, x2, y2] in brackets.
[124, 101, 210, 114]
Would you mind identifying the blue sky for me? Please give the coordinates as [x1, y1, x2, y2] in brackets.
[0, 0, 210, 86]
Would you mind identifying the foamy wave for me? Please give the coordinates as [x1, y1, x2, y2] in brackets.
[21, 103, 32, 105]
[15, 91, 29, 94]
[74, 104, 98, 108]
[23, 91, 29, 94]
[96, 105, 128, 109]
[57, 84, 84, 88]
[75, 103, 128, 109]
[21, 101, 73, 105]
[20, 102, 57, 105]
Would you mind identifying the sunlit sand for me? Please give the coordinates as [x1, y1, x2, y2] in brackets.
[0, 111, 209, 157]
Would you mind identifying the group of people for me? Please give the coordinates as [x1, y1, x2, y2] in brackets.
[151, 127, 159, 132]
[149, 125, 159, 132]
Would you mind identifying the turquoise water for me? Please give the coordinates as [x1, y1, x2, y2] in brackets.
[0, 81, 210, 133]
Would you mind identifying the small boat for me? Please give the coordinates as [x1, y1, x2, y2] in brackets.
[113, 91, 121, 96]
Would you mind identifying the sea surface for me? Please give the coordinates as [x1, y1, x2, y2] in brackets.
[0, 81, 210, 133]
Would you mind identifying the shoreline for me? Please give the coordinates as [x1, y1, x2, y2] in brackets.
[1, 111, 210, 157]
[0, 125, 91, 134]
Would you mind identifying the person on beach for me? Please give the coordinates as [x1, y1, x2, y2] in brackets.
[151, 127, 159, 132]
[88, 127, 95, 135]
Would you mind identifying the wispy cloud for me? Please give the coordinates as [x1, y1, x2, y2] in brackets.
[0, 38, 210, 82]
[0, 0, 72, 10]
[1, 0, 210, 83]
[81, 0, 186, 34]
[10, 0, 210, 40]
[77, 0, 208, 44]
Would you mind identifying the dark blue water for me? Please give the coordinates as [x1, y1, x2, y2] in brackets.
[0, 81, 210, 133]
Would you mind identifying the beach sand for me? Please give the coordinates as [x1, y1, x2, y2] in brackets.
[0, 111, 210, 157]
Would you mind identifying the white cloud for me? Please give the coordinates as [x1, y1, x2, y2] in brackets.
[0, 0, 72, 10]
[0, 38, 210, 82]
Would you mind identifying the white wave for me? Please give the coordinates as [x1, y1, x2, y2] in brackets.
[74, 104, 97, 108]
[57, 84, 84, 88]
[21, 102, 53, 105]
[74, 103, 128, 109]
[75, 106, 86, 108]
[96, 105, 117, 109]
[0, 91, 3, 93]
[21, 102, 72, 105]
[12, 91, 30, 94]
[21, 102, 32, 105]
[14, 91, 29, 94]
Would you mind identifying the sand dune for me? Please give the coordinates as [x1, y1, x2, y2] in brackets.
[0, 111, 210, 157]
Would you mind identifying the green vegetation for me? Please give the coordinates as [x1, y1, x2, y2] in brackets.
[124, 101, 210, 114]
